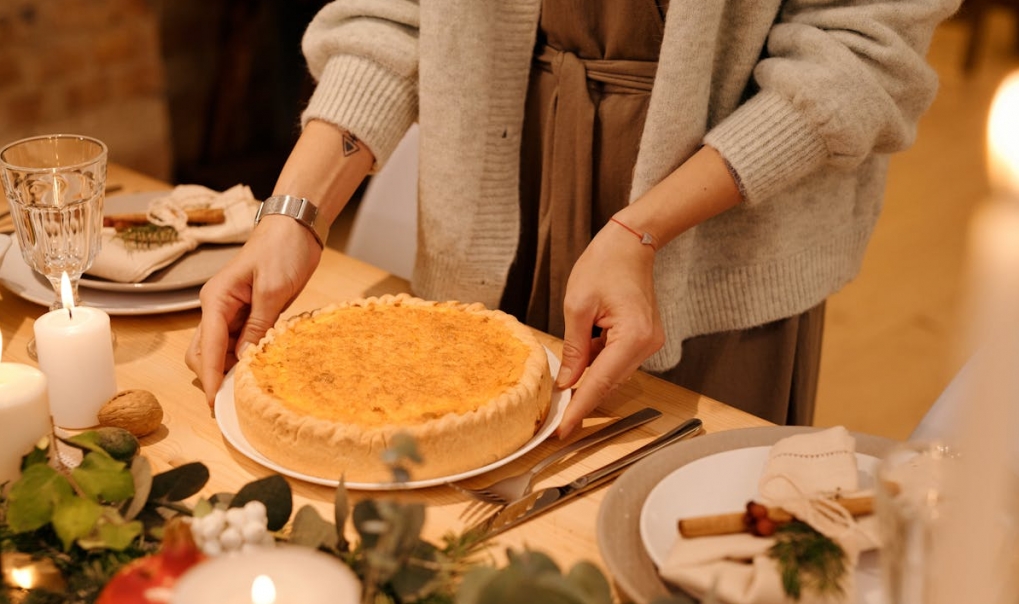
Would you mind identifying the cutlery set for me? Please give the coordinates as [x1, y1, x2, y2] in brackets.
[451, 409, 704, 541]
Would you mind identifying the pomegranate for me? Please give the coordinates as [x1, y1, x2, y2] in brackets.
[96, 518, 206, 604]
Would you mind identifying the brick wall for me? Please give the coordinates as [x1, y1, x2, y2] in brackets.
[0, 0, 173, 180]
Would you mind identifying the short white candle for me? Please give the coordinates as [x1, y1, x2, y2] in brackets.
[32, 273, 116, 429]
[171, 546, 361, 604]
[0, 332, 51, 488]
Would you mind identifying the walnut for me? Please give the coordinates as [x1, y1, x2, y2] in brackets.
[97, 389, 164, 437]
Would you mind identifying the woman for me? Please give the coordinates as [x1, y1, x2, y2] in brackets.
[185, 0, 959, 437]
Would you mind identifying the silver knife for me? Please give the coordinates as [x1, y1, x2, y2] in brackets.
[473, 417, 703, 540]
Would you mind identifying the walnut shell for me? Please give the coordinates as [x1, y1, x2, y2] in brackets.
[98, 390, 164, 437]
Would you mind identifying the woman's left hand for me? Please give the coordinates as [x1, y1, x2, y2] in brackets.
[555, 222, 665, 438]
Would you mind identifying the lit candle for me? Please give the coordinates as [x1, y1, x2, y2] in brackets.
[1, 552, 66, 593]
[0, 331, 51, 489]
[170, 546, 361, 604]
[931, 72, 1019, 604]
[32, 273, 116, 428]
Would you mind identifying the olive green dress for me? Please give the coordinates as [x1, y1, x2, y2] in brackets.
[501, 0, 823, 426]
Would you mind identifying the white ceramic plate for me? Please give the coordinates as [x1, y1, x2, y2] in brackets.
[596, 426, 897, 604]
[80, 191, 242, 292]
[0, 238, 202, 315]
[639, 446, 880, 568]
[214, 347, 571, 490]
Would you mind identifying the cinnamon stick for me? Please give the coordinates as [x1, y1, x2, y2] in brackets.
[677, 495, 875, 538]
[103, 208, 226, 231]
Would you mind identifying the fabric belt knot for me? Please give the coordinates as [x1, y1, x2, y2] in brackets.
[526, 44, 658, 336]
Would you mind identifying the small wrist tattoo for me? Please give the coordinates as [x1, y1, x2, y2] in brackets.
[342, 132, 361, 157]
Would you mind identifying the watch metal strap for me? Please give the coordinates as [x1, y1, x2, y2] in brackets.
[255, 195, 330, 248]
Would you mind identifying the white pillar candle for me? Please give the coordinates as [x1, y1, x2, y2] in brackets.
[171, 546, 361, 604]
[32, 275, 116, 428]
[0, 333, 51, 488]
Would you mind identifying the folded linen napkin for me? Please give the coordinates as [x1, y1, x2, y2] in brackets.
[86, 184, 258, 283]
[659, 426, 879, 604]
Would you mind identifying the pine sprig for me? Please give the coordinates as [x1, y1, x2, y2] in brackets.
[768, 521, 847, 600]
[114, 224, 178, 248]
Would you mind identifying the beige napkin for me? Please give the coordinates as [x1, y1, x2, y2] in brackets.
[659, 426, 880, 604]
[86, 184, 258, 283]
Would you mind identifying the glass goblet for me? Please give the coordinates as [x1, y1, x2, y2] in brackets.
[0, 134, 108, 357]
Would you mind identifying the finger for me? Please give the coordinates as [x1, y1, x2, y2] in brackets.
[556, 299, 597, 390]
[195, 300, 232, 407]
[556, 338, 645, 439]
[235, 282, 292, 360]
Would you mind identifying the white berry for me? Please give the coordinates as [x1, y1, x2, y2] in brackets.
[201, 540, 223, 557]
[243, 501, 268, 523]
[199, 510, 226, 541]
[242, 520, 266, 543]
[219, 526, 243, 551]
[225, 507, 247, 529]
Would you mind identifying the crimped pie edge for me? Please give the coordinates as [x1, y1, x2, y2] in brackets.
[233, 294, 552, 483]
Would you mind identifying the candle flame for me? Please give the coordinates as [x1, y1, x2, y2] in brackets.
[10, 566, 38, 589]
[251, 574, 276, 604]
[987, 72, 1019, 197]
[59, 272, 74, 318]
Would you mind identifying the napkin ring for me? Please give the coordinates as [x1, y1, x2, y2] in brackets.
[255, 195, 330, 248]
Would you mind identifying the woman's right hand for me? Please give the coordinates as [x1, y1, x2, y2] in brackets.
[185, 216, 323, 406]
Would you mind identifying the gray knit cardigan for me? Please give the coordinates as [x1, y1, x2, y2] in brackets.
[300, 0, 960, 372]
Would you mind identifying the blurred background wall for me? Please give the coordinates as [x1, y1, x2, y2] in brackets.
[0, 0, 326, 199]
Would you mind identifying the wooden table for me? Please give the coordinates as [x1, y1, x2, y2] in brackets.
[0, 164, 771, 596]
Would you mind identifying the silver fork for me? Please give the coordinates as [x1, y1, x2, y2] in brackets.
[451, 406, 662, 520]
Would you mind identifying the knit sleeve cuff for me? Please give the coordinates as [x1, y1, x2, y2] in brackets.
[704, 90, 830, 205]
[301, 55, 418, 169]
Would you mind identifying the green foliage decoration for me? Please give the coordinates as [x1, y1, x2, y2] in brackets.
[1, 429, 619, 604]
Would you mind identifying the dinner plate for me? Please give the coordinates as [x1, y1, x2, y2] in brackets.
[596, 426, 898, 604]
[0, 238, 202, 315]
[80, 191, 242, 292]
[214, 346, 571, 490]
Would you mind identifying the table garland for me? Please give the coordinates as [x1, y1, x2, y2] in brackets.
[1, 428, 666, 604]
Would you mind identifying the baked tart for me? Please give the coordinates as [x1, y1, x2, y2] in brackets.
[233, 294, 553, 483]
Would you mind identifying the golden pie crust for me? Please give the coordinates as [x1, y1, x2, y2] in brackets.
[233, 294, 552, 483]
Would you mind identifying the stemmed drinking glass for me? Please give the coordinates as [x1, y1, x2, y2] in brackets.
[0, 134, 108, 357]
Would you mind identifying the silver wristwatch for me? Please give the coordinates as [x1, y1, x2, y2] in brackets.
[254, 195, 330, 248]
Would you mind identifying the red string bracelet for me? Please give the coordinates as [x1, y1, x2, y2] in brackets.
[609, 217, 658, 251]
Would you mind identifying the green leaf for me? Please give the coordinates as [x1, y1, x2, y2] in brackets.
[506, 549, 561, 577]
[122, 456, 152, 520]
[6, 464, 75, 532]
[468, 565, 580, 604]
[60, 428, 139, 462]
[20, 435, 51, 470]
[192, 498, 214, 518]
[71, 451, 134, 503]
[231, 474, 292, 531]
[149, 462, 210, 502]
[51, 496, 103, 550]
[353, 499, 385, 549]
[390, 540, 442, 600]
[95, 513, 144, 551]
[456, 566, 501, 604]
[565, 561, 612, 604]
[289, 505, 337, 551]
[382, 432, 422, 466]
[378, 500, 425, 556]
